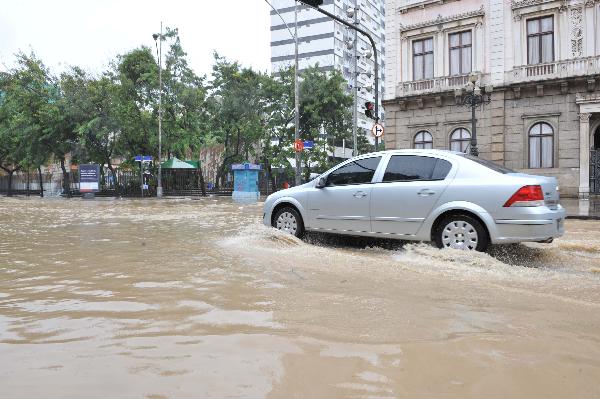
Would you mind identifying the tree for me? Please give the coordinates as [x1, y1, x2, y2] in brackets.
[209, 54, 267, 188]
[61, 68, 121, 189]
[110, 47, 158, 160]
[0, 53, 62, 196]
[298, 66, 353, 178]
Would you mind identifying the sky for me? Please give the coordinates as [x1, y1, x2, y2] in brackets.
[0, 0, 272, 78]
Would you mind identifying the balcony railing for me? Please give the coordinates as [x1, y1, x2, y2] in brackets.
[506, 55, 600, 84]
[396, 74, 475, 97]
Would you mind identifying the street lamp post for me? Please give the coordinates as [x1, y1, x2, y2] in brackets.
[460, 74, 492, 157]
[153, 22, 164, 198]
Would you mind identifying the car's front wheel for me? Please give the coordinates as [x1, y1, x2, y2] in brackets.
[272, 207, 305, 238]
[434, 214, 489, 252]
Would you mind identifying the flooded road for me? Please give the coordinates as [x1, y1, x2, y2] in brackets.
[1, 197, 599, 399]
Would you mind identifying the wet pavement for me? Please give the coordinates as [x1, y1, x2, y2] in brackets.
[1, 197, 600, 399]
[562, 197, 600, 219]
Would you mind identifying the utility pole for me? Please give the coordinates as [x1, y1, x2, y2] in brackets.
[351, 1, 358, 156]
[153, 22, 164, 198]
[264, 0, 302, 186]
[294, 2, 301, 186]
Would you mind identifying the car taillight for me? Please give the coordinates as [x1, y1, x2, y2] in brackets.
[503, 185, 545, 207]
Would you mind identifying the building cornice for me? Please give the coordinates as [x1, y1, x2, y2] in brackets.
[510, 0, 600, 11]
[407, 122, 439, 128]
[576, 93, 600, 104]
[397, 0, 461, 14]
[399, 6, 485, 33]
[521, 112, 562, 119]
[510, 0, 564, 10]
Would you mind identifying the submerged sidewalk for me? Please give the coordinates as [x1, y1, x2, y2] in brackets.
[562, 198, 600, 220]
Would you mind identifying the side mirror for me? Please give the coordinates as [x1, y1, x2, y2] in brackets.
[315, 176, 327, 189]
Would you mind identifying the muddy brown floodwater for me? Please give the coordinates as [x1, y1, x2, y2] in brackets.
[1, 197, 600, 399]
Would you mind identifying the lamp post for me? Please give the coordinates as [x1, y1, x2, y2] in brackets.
[459, 74, 492, 157]
[152, 22, 164, 198]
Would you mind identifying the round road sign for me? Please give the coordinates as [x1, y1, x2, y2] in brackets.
[293, 139, 304, 152]
[372, 123, 384, 138]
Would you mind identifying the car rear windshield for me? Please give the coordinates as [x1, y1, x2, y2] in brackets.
[459, 154, 516, 174]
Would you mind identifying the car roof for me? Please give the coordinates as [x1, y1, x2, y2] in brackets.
[357, 149, 463, 159]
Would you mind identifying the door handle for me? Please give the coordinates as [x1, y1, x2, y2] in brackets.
[353, 191, 368, 199]
[418, 189, 436, 197]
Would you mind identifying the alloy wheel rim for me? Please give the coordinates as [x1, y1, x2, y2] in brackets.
[441, 220, 478, 250]
[276, 212, 297, 235]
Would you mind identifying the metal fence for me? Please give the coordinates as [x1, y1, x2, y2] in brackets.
[0, 168, 284, 197]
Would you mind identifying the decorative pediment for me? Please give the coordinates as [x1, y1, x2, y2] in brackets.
[399, 6, 484, 33]
[397, 0, 461, 15]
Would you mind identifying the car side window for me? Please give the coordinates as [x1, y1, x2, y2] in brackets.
[383, 155, 452, 182]
[327, 157, 382, 186]
[431, 158, 453, 180]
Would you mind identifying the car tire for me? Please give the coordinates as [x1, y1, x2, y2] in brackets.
[272, 207, 305, 238]
[434, 213, 489, 252]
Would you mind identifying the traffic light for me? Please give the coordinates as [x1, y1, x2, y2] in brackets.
[365, 102, 375, 119]
[299, 0, 324, 7]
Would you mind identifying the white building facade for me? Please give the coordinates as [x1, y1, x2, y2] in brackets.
[383, 0, 600, 197]
[270, 0, 386, 143]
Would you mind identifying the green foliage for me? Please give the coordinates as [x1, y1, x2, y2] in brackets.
[0, 52, 65, 172]
[0, 28, 359, 187]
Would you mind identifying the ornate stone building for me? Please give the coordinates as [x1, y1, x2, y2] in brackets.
[383, 0, 600, 197]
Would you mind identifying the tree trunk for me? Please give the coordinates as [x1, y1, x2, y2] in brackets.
[26, 169, 30, 197]
[107, 163, 119, 197]
[7, 171, 13, 197]
[263, 156, 275, 196]
[38, 166, 44, 198]
[60, 158, 71, 198]
[215, 129, 241, 190]
[198, 166, 207, 197]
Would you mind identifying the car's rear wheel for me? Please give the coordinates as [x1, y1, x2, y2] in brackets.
[272, 207, 305, 238]
[434, 214, 489, 252]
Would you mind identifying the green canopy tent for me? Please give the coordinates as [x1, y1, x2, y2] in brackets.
[160, 158, 205, 195]
[161, 157, 196, 169]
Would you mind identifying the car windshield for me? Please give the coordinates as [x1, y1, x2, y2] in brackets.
[459, 154, 516, 174]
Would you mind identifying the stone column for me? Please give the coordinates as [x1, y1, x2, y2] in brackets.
[579, 112, 592, 199]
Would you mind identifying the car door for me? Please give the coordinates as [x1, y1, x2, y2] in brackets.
[308, 156, 382, 233]
[370, 155, 454, 236]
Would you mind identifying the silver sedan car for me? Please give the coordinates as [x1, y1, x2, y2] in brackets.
[263, 149, 566, 252]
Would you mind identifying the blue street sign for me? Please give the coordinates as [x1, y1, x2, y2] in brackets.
[134, 155, 153, 162]
[303, 140, 314, 149]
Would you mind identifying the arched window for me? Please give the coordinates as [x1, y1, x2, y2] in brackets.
[449, 128, 471, 153]
[529, 122, 554, 168]
[593, 126, 600, 150]
[414, 131, 433, 149]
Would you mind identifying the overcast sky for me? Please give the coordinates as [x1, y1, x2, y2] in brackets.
[0, 0, 272, 77]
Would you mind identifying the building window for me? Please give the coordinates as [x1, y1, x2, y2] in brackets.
[449, 31, 472, 76]
[414, 131, 433, 149]
[529, 122, 554, 168]
[527, 16, 554, 64]
[450, 128, 471, 153]
[413, 38, 433, 80]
